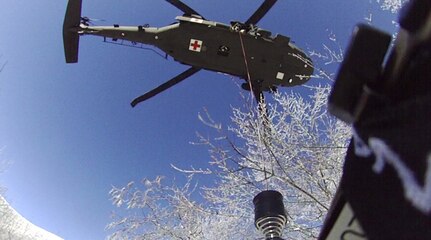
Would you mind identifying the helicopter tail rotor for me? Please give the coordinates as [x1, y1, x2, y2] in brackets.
[63, 0, 83, 63]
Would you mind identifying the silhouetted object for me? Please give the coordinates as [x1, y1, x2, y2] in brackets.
[320, 0, 431, 239]
[253, 190, 287, 240]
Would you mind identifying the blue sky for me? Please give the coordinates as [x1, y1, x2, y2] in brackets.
[0, 1, 396, 239]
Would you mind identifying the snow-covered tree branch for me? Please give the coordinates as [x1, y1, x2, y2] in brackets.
[376, 0, 409, 13]
[107, 81, 351, 239]
[0, 196, 63, 240]
[0, 156, 62, 239]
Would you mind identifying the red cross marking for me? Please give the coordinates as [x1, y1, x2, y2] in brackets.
[190, 40, 201, 50]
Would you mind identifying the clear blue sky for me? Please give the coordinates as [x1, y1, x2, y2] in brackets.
[0, 1, 396, 239]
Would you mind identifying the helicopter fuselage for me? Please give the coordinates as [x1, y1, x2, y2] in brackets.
[79, 16, 313, 91]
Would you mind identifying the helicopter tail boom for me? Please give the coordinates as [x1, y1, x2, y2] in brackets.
[63, 0, 82, 63]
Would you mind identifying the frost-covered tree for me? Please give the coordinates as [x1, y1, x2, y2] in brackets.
[376, 0, 409, 13]
[0, 144, 61, 239]
[107, 80, 350, 239]
[0, 196, 63, 240]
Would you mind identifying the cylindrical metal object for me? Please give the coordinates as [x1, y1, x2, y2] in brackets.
[253, 190, 287, 239]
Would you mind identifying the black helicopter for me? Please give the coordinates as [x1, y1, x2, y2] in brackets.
[63, 0, 313, 107]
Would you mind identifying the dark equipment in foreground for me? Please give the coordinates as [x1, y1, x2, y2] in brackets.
[319, 0, 431, 239]
[63, 0, 313, 107]
[253, 190, 287, 240]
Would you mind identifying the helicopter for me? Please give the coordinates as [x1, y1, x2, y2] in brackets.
[63, 0, 313, 107]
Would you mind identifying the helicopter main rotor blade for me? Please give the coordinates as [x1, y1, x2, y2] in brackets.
[245, 0, 277, 26]
[131, 67, 201, 107]
[165, 0, 204, 19]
